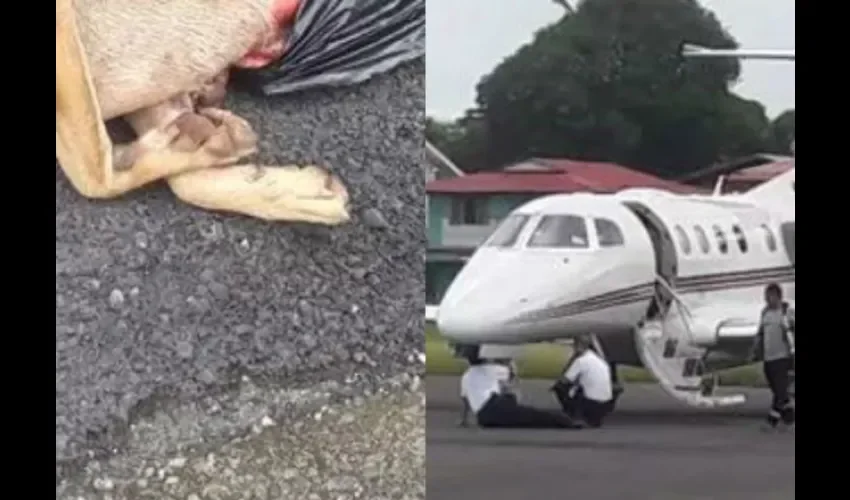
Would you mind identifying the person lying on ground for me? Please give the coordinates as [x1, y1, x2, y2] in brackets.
[460, 354, 580, 429]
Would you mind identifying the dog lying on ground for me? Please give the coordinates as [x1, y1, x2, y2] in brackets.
[56, 0, 350, 225]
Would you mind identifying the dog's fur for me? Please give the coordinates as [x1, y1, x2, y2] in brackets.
[56, 0, 350, 225]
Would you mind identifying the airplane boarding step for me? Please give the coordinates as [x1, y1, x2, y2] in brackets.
[635, 320, 746, 409]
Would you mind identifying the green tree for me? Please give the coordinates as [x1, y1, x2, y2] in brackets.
[425, 112, 492, 172]
[425, 117, 460, 151]
[472, 0, 770, 176]
[551, 0, 576, 15]
[764, 109, 795, 155]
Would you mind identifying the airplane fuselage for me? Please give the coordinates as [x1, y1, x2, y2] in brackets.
[437, 171, 795, 372]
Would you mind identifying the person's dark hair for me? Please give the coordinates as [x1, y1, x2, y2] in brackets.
[574, 334, 593, 350]
[454, 344, 484, 365]
[765, 283, 783, 298]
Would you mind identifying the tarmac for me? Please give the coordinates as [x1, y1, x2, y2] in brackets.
[56, 59, 426, 497]
[427, 376, 795, 500]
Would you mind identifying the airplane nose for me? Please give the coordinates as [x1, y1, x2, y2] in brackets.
[437, 302, 513, 343]
[437, 309, 484, 343]
[435, 249, 558, 343]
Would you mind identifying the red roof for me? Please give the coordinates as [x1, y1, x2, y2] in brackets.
[426, 158, 703, 195]
[726, 160, 793, 183]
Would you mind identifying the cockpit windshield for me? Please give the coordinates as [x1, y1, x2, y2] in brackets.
[484, 214, 530, 247]
[527, 215, 589, 249]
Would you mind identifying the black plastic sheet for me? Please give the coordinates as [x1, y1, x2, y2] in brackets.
[234, 0, 425, 96]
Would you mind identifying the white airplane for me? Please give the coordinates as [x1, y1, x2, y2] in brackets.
[431, 46, 795, 411]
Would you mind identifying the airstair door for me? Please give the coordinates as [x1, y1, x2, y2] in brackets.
[621, 202, 678, 283]
[633, 285, 747, 409]
[622, 201, 678, 318]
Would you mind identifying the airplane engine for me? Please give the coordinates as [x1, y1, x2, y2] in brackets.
[687, 315, 759, 350]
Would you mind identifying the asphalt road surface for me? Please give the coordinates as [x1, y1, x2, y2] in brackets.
[57, 377, 425, 500]
[427, 376, 795, 500]
[56, 59, 426, 490]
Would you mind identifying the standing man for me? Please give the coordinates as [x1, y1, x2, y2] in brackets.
[459, 350, 579, 429]
[750, 283, 795, 429]
[551, 335, 614, 428]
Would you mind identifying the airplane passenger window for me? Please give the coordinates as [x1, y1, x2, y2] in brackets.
[712, 225, 728, 254]
[760, 224, 777, 252]
[527, 215, 589, 248]
[673, 225, 691, 254]
[485, 214, 530, 247]
[693, 226, 710, 253]
[594, 218, 625, 247]
[731, 225, 748, 253]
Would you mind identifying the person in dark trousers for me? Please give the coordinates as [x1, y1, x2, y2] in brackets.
[459, 352, 580, 429]
[750, 283, 795, 429]
[551, 335, 614, 428]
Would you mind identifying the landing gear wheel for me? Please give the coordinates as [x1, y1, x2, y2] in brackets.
[609, 363, 623, 413]
[611, 364, 624, 393]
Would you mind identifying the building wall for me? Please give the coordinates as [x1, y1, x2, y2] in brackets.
[426, 260, 467, 304]
[426, 192, 539, 304]
[427, 194, 445, 245]
[428, 193, 535, 248]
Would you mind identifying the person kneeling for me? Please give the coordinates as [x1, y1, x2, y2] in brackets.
[551, 335, 614, 428]
[460, 353, 579, 429]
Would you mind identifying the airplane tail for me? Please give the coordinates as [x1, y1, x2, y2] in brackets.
[741, 166, 795, 219]
[744, 165, 794, 200]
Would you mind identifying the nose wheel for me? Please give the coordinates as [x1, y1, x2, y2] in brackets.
[612, 365, 623, 391]
[610, 363, 624, 409]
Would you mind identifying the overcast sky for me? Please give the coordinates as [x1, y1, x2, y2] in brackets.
[426, 0, 795, 120]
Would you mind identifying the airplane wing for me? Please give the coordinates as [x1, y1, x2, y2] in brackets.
[682, 44, 795, 61]
[685, 299, 793, 346]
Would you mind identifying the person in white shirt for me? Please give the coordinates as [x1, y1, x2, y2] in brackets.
[750, 283, 795, 429]
[491, 358, 519, 399]
[551, 335, 614, 428]
[459, 351, 579, 429]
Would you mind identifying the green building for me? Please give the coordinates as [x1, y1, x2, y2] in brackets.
[426, 191, 537, 303]
[425, 154, 551, 304]
[425, 157, 700, 305]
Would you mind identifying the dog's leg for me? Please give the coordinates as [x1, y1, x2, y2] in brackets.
[124, 104, 350, 226]
[166, 157, 351, 226]
[56, 0, 256, 199]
